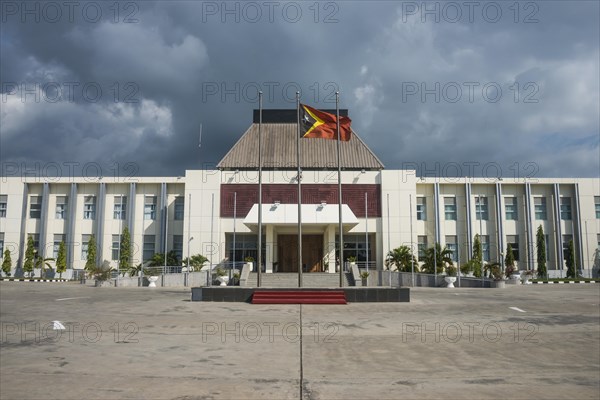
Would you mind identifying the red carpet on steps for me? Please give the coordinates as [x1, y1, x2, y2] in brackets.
[251, 290, 347, 304]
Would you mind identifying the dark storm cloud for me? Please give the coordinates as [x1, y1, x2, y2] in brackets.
[1, 0, 598, 178]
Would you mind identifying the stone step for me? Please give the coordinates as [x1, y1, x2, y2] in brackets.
[245, 272, 354, 288]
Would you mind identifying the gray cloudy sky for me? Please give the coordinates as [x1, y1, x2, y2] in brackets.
[1, 0, 599, 179]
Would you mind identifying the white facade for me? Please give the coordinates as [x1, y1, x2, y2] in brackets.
[1, 172, 599, 277]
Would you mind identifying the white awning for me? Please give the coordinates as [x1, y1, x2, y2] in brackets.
[243, 204, 359, 227]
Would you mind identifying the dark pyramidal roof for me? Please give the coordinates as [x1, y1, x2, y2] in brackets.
[217, 110, 384, 170]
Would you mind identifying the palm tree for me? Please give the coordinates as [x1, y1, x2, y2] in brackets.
[421, 243, 453, 274]
[386, 246, 417, 272]
[182, 254, 209, 272]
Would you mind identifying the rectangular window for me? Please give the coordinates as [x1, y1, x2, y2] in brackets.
[113, 196, 127, 220]
[0, 195, 7, 218]
[505, 197, 518, 220]
[55, 196, 68, 219]
[444, 197, 457, 221]
[595, 196, 600, 219]
[112, 234, 121, 261]
[173, 235, 183, 260]
[0, 233, 4, 255]
[227, 234, 267, 267]
[418, 235, 428, 261]
[174, 197, 185, 220]
[562, 234, 573, 261]
[29, 196, 42, 219]
[507, 235, 520, 261]
[560, 197, 572, 220]
[144, 196, 157, 220]
[534, 197, 547, 220]
[445, 235, 458, 262]
[545, 234, 550, 261]
[481, 235, 490, 262]
[81, 234, 91, 260]
[416, 197, 426, 221]
[53, 234, 65, 258]
[475, 196, 488, 220]
[83, 196, 96, 220]
[143, 235, 155, 261]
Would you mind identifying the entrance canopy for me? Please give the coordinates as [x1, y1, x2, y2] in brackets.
[243, 204, 359, 227]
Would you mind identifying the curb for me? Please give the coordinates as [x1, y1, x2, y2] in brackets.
[1, 279, 69, 282]
[531, 281, 599, 285]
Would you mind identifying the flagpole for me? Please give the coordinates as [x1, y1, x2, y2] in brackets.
[336, 91, 344, 288]
[297, 91, 303, 287]
[257, 91, 263, 288]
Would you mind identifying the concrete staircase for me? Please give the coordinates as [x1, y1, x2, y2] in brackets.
[245, 272, 354, 288]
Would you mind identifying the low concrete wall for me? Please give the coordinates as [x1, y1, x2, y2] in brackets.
[97, 272, 212, 288]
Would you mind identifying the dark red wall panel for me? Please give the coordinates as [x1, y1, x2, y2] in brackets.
[221, 184, 381, 218]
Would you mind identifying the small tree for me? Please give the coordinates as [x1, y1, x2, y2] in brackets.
[472, 234, 483, 278]
[56, 241, 67, 279]
[386, 245, 417, 272]
[119, 227, 131, 276]
[566, 239, 577, 278]
[536, 225, 547, 279]
[505, 244, 516, 278]
[23, 235, 35, 277]
[2, 249, 12, 277]
[85, 235, 97, 271]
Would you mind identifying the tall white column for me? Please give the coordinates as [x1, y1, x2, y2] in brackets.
[265, 224, 274, 273]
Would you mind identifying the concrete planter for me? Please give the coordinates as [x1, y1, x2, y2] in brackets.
[217, 275, 229, 286]
[95, 280, 113, 287]
[148, 276, 159, 288]
[444, 276, 457, 288]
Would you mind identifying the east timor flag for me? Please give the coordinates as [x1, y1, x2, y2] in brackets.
[300, 104, 352, 141]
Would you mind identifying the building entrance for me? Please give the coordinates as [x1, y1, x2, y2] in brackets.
[277, 235, 323, 272]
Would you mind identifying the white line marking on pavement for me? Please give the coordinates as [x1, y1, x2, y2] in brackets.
[52, 321, 66, 330]
[55, 297, 89, 301]
[509, 307, 526, 313]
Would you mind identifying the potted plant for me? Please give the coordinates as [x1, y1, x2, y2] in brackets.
[215, 267, 229, 286]
[444, 265, 457, 288]
[244, 256, 255, 272]
[232, 271, 240, 286]
[521, 269, 536, 285]
[144, 266, 161, 287]
[347, 256, 357, 265]
[490, 265, 506, 288]
[360, 271, 369, 286]
[504, 245, 520, 284]
[460, 261, 473, 277]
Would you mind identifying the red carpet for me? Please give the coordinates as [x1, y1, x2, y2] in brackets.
[251, 290, 347, 304]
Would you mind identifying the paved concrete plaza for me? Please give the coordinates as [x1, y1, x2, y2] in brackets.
[1, 282, 599, 400]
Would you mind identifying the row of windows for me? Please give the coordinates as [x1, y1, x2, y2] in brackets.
[2, 194, 598, 220]
[9, 233, 184, 262]
[10, 195, 185, 221]
[416, 196, 587, 221]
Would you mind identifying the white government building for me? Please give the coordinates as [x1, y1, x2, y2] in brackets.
[1, 110, 599, 279]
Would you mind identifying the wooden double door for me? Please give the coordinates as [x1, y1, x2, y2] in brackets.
[278, 235, 323, 272]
